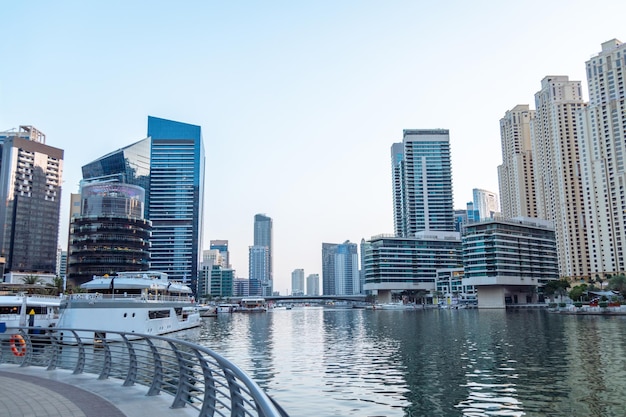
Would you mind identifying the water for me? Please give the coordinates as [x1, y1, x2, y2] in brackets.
[189, 307, 626, 416]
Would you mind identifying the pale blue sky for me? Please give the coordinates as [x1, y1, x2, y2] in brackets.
[2, 1, 624, 294]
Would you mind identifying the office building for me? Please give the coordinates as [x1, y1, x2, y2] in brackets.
[0, 126, 63, 282]
[291, 268, 304, 295]
[147, 116, 205, 289]
[391, 129, 455, 236]
[531, 76, 589, 280]
[67, 183, 151, 285]
[322, 241, 359, 295]
[463, 217, 558, 308]
[306, 273, 320, 296]
[578, 39, 626, 278]
[363, 231, 462, 303]
[253, 214, 273, 294]
[497, 105, 538, 219]
[472, 188, 499, 220]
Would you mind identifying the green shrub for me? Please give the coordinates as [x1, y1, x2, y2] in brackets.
[548, 303, 557, 308]
[558, 303, 567, 308]
[599, 301, 609, 308]
[574, 302, 583, 308]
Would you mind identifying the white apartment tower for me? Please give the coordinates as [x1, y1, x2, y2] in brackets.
[497, 105, 538, 218]
[531, 76, 589, 280]
[291, 268, 304, 295]
[472, 188, 499, 220]
[306, 273, 320, 296]
[578, 39, 626, 278]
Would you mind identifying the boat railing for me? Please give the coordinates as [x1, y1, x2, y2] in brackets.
[0, 326, 289, 417]
[67, 293, 194, 303]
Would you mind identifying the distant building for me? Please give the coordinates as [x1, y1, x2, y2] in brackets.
[291, 268, 304, 296]
[253, 214, 273, 295]
[209, 240, 230, 268]
[462, 217, 558, 308]
[306, 273, 320, 296]
[322, 241, 359, 296]
[249, 245, 269, 296]
[497, 104, 537, 219]
[0, 126, 63, 282]
[391, 129, 455, 236]
[363, 231, 462, 303]
[472, 188, 499, 220]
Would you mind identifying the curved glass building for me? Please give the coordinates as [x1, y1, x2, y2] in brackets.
[68, 183, 151, 285]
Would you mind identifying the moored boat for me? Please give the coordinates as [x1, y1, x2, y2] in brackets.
[239, 297, 267, 313]
[56, 271, 200, 342]
[0, 291, 63, 330]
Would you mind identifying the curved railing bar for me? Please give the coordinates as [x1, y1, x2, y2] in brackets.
[0, 326, 289, 417]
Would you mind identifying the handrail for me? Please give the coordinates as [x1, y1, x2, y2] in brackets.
[0, 326, 289, 417]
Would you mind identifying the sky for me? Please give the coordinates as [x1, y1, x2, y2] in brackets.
[1, 1, 625, 294]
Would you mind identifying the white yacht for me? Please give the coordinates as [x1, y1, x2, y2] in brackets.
[56, 271, 200, 342]
[0, 290, 62, 330]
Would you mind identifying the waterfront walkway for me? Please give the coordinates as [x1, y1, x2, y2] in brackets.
[0, 365, 196, 417]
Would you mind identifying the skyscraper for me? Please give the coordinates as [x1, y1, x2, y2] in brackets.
[531, 76, 589, 280]
[306, 273, 320, 296]
[579, 39, 626, 278]
[253, 214, 273, 294]
[209, 240, 230, 268]
[497, 105, 537, 219]
[0, 126, 63, 281]
[391, 129, 455, 236]
[147, 116, 205, 289]
[322, 241, 359, 295]
[291, 268, 304, 295]
[248, 245, 269, 296]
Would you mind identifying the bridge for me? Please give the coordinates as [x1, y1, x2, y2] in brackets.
[242, 295, 368, 303]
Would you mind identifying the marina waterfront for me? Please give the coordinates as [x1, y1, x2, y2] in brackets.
[187, 307, 626, 417]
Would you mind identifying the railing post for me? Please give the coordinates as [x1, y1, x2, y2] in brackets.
[194, 349, 216, 417]
[168, 340, 191, 409]
[98, 332, 112, 380]
[146, 338, 164, 396]
[122, 334, 137, 386]
[71, 330, 86, 375]
[224, 368, 245, 417]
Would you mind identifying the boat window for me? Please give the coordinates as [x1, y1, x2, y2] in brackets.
[0, 306, 20, 314]
[148, 310, 171, 319]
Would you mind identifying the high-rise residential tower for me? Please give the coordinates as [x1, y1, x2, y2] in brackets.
[147, 116, 205, 289]
[472, 188, 499, 220]
[0, 126, 63, 281]
[306, 273, 320, 296]
[253, 214, 273, 294]
[322, 241, 359, 295]
[579, 39, 626, 278]
[531, 76, 589, 280]
[391, 129, 454, 236]
[209, 240, 230, 268]
[291, 268, 304, 295]
[248, 245, 269, 296]
[497, 105, 537, 219]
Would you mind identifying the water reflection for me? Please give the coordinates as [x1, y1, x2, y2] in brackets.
[195, 308, 626, 417]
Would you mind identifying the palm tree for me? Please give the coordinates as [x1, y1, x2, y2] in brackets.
[21, 274, 43, 285]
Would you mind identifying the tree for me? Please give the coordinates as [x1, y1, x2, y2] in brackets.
[608, 273, 626, 297]
[21, 274, 42, 285]
[568, 284, 587, 302]
[49, 276, 64, 294]
[543, 279, 570, 302]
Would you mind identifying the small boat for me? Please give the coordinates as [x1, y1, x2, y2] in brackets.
[56, 271, 200, 342]
[375, 302, 417, 310]
[216, 303, 239, 313]
[238, 297, 267, 313]
[198, 304, 217, 317]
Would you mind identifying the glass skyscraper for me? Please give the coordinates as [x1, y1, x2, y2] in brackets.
[147, 116, 205, 289]
[253, 213, 273, 295]
[391, 129, 455, 236]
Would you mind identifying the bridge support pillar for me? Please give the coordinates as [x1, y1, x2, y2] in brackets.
[376, 290, 392, 303]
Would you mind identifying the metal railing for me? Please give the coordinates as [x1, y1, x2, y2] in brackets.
[0, 326, 289, 417]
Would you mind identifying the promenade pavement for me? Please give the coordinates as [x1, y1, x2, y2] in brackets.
[0, 365, 196, 417]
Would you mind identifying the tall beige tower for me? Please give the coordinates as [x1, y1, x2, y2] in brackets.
[578, 39, 626, 279]
[497, 105, 537, 218]
[531, 76, 589, 280]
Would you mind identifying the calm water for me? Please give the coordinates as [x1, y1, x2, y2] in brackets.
[186, 307, 626, 417]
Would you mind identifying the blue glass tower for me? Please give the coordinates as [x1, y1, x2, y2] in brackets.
[147, 116, 205, 291]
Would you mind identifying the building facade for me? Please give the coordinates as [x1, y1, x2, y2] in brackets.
[147, 116, 205, 290]
[209, 240, 230, 268]
[67, 183, 151, 285]
[531, 76, 589, 280]
[362, 231, 462, 303]
[322, 241, 359, 295]
[306, 273, 320, 296]
[248, 245, 269, 296]
[497, 105, 537, 219]
[291, 268, 304, 295]
[0, 126, 63, 281]
[578, 39, 626, 278]
[391, 129, 455, 236]
[472, 188, 499, 220]
[463, 217, 558, 308]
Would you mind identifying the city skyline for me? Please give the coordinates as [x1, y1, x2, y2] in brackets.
[2, 2, 625, 293]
